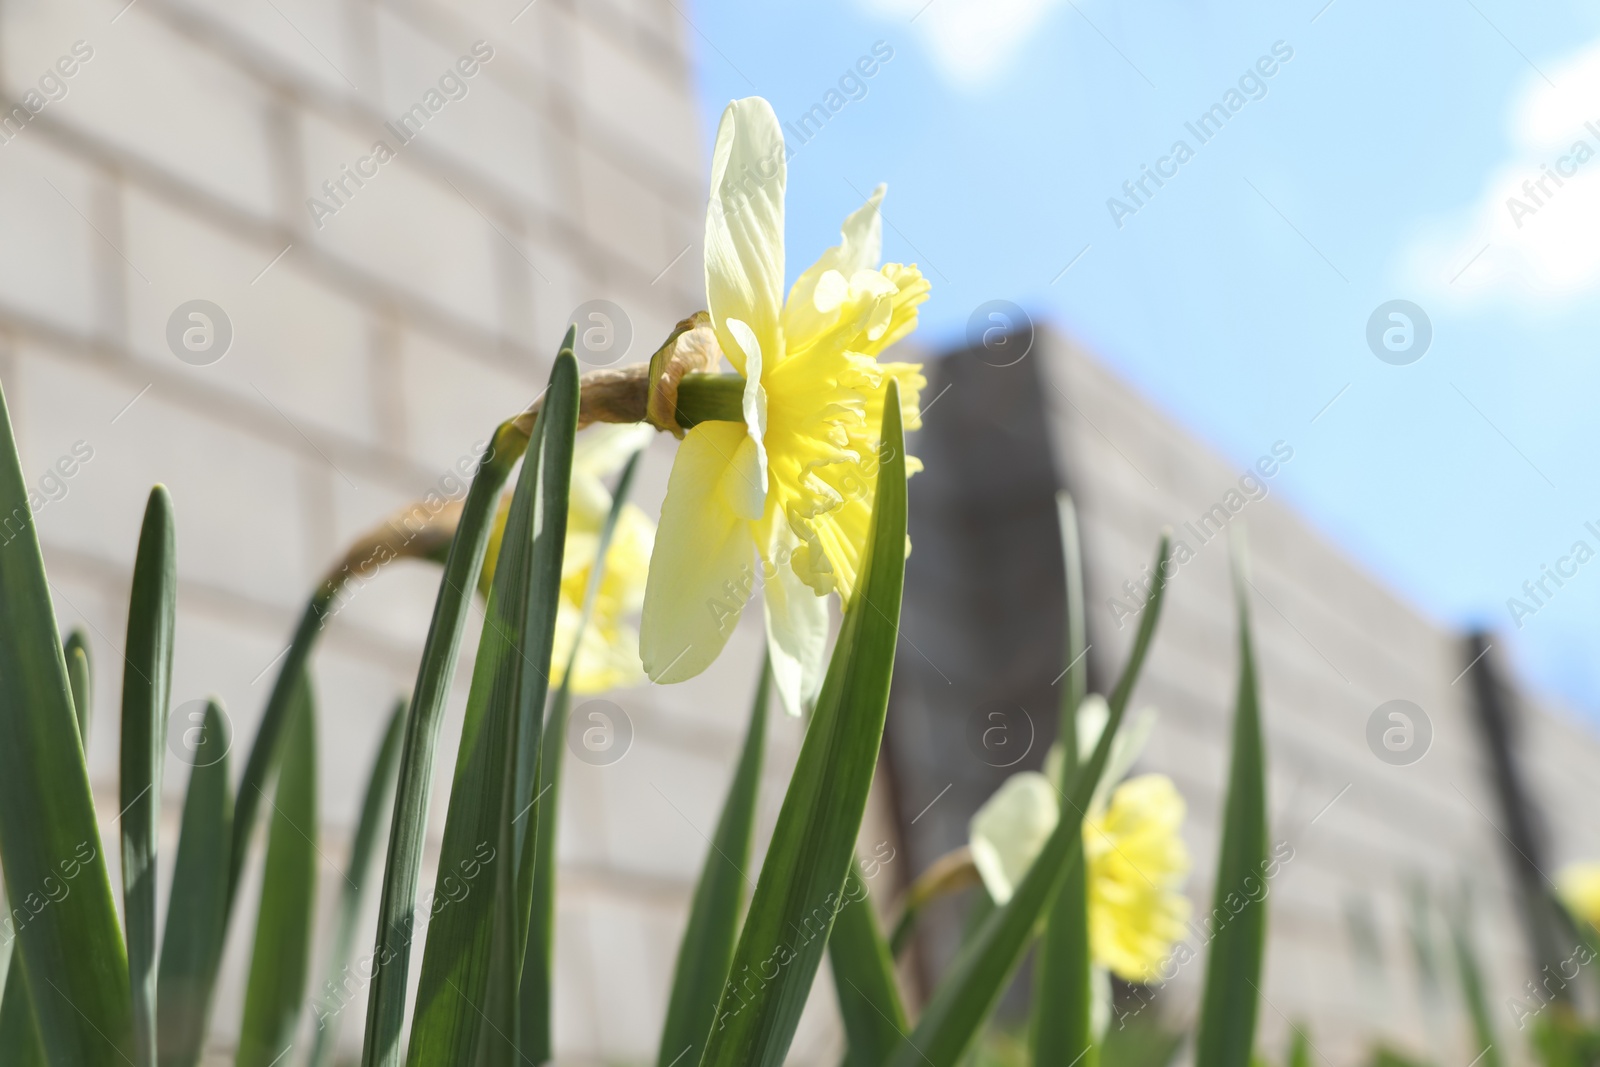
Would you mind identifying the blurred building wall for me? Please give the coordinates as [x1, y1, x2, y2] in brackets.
[889, 326, 1600, 1066]
[0, 0, 878, 1061]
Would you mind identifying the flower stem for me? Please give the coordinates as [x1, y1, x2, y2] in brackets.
[674, 372, 746, 428]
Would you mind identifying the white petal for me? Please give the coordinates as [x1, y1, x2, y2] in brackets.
[639, 422, 758, 683]
[574, 423, 654, 480]
[724, 318, 770, 483]
[720, 434, 767, 521]
[783, 185, 886, 349]
[1076, 694, 1110, 757]
[706, 98, 785, 377]
[836, 184, 886, 275]
[761, 523, 829, 717]
[969, 771, 1059, 905]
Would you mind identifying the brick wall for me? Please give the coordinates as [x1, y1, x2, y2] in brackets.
[0, 0, 872, 1060]
[890, 327, 1600, 1065]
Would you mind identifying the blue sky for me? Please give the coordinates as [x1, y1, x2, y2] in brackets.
[685, 0, 1600, 719]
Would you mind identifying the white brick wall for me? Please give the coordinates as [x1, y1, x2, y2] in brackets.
[1035, 329, 1600, 1066]
[0, 0, 863, 1061]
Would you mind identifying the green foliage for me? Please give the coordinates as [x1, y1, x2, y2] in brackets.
[1446, 890, 1501, 1067]
[697, 383, 909, 1067]
[1101, 1016, 1185, 1067]
[829, 860, 909, 1067]
[0, 378, 132, 1065]
[156, 700, 232, 1067]
[122, 485, 177, 1067]
[308, 699, 405, 1067]
[237, 680, 318, 1067]
[1193, 534, 1270, 1067]
[64, 628, 92, 747]
[885, 536, 1172, 1067]
[0, 321, 1305, 1067]
[520, 446, 644, 1062]
[404, 348, 578, 1065]
[1031, 492, 1093, 1067]
[657, 659, 771, 1067]
[356, 344, 564, 1067]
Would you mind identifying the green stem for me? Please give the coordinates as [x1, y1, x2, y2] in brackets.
[675, 372, 747, 428]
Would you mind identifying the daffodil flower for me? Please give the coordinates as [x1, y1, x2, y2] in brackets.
[483, 423, 656, 694]
[638, 96, 929, 715]
[1559, 863, 1600, 930]
[969, 696, 1191, 985]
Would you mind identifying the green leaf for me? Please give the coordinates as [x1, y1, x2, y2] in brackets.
[0, 375, 133, 1064]
[885, 534, 1172, 1067]
[1286, 1024, 1311, 1067]
[885, 848, 981, 961]
[0, 625, 100, 1065]
[231, 586, 339, 905]
[156, 699, 233, 1067]
[0, 963, 45, 1065]
[1193, 533, 1270, 1067]
[358, 349, 557, 1067]
[829, 860, 908, 1067]
[307, 698, 405, 1067]
[1031, 842, 1092, 1067]
[655, 658, 771, 1067]
[1447, 888, 1500, 1067]
[123, 485, 177, 1067]
[64, 628, 92, 747]
[520, 447, 645, 1062]
[1100, 1016, 1184, 1067]
[1056, 492, 1089, 755]
[404, 348, 578, 1066]
[1031, 492, 1093, 1067]
[697, 382, 908, 1067]
[237, 677, 319, 1067]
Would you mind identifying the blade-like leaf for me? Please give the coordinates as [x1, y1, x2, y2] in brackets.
[884, 534, 1172, 1067]
[238, 678, 319, 1067]
[0, 623, 102, 1063]
[65, 628, 92, 747]
[404, 349, 578, 1066]
[1057, 492, 1089, 752]
[886, 847, 981, 960]
[829, 860, 908, 1067]
[156, 700, 233, 1067]
[1032, 841, 1092, 1067]
[520, 447, 645, 1061]
[307, 699, 406, 1067]
[123, 485, 177, 1067]
[1287, 1024, 1311, 1067]
[1032, 492, 1092, 1067]
[231, 598, 336, 905]
[0, 376, 133, 1064]
[358, 345, 562, 1067]
[0, 963, 44, 1065]
[1447, 888, 1500, 1067]
[1192, 533, 1269, 1067]
[698, 382, 908, 1067]
[655, 658, 771, 1067]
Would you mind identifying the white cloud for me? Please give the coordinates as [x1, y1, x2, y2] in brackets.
[1404, 39, 1600, 304]
[863, 0, 1059, 87]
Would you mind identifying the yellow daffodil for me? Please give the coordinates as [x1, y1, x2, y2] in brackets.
[969, 697, 1191, 983]
[1084, 774, 1191, 982]
[1558, 863, 1600, 930]
[638, 95, 929, 716]
[483, 424, 656, 694]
